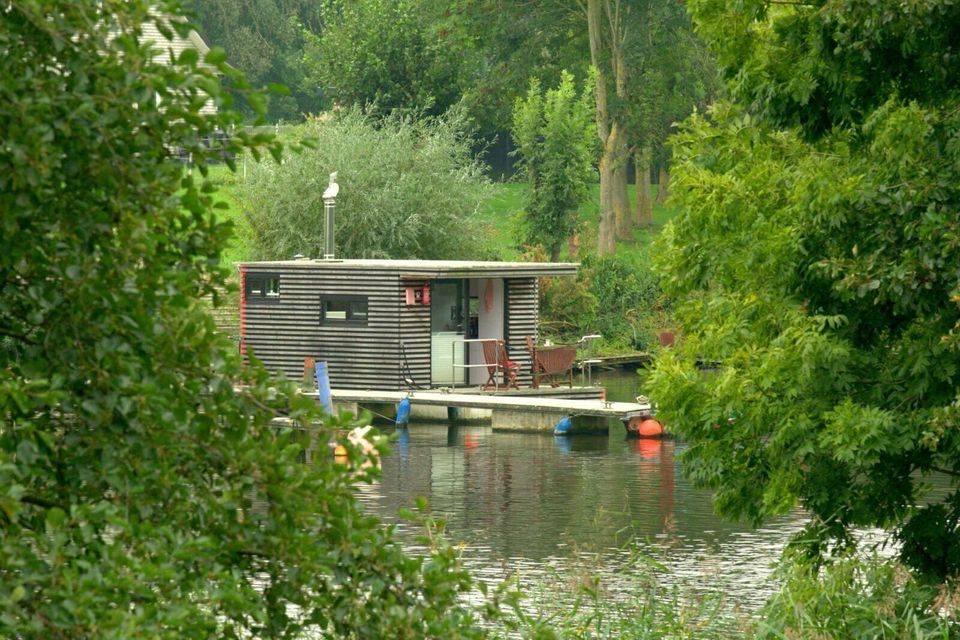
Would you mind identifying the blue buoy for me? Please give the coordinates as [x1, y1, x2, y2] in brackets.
[314, 361, 334, 415]
[553, 416, 573, 435]
[396, 397, 411, 427]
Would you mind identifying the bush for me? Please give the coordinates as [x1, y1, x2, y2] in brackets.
[242, 109, 493, 260]
[0, 3, 487, 637]
[539, 251, 665, 352]
[755, 554, 958, 639]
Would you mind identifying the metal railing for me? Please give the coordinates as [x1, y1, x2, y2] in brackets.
[450, 338, 504, 391]
[578, 334, 602, 386]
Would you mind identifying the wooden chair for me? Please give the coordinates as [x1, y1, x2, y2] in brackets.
[482, 339, 519, 390]
[525, 335, 541, 388]
[525, 335, 575, 388]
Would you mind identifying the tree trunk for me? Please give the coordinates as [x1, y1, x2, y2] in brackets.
[587, 0, 630, 255]
[613, 148, 631, 241]
[657, 165, 670, 204]
[549, 241, 562, 262]
[635, 148, 652, 225]
[598, 122, 629, 254]
[567, 231, 581, 258]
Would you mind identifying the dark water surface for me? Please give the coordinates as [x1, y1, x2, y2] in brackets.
[356, 371, 810, 610]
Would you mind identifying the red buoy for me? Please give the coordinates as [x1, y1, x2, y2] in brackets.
[626, 415, 664, 438]
[638, 419, 663, 437]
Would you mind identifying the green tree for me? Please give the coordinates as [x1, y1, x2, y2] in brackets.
[304, 0, 471, 117]
[622, 2, 717, 227]
[585, 0, 716, 251]
[243, 108, 492, 260]
[191, 0, 322, 120]
[650, 0, 960, 584]
[450, 0, 588, 137]
[511, 71, 596, 261]
[0, 2, 486, 636]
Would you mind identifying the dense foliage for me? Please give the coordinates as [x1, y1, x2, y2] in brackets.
[651, 0, 960, 584]
[191, 0, 322, 120]
[511, 71, 596, 261]
[538, 252, 663, 352]
[304, 0, 471, 117]
[451, 0, 587, 137]
[756, 554, 956, 638]
[243, 109, 492, 260]
[0, 2, 486, 637]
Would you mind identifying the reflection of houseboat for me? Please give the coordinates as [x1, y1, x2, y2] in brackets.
[238, 259, 577, 390]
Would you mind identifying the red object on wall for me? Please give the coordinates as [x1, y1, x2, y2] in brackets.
[422, 283, 430, 305]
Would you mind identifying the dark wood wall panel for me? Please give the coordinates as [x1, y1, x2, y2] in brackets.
[243, 267, 403, 390]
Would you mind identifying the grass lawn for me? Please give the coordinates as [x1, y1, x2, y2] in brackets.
[477, 181, 680, 263]
[203, 164, 250, 268]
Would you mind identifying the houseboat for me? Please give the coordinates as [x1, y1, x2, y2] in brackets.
[238, 258, 578, 391]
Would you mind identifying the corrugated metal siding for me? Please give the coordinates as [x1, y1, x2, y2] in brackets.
[242, 267, 403, 390]
[244, 258, 578, 279]
[505, 277, 539, 387]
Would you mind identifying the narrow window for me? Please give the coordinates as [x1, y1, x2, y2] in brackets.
[320, 296, 368, 324]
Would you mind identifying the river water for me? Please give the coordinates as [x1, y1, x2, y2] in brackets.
[352, 370, 826, 615]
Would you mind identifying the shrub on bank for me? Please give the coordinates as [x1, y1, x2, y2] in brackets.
[539, 252, 667, 353]
[755, 554, 957, 639]
[242, 108, 493, 261]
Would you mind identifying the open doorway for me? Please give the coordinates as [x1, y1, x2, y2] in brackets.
[468, 278, 504, 385]
[430, 280, 466, 385]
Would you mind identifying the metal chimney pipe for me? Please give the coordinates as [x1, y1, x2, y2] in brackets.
[322, 171, 339, 259]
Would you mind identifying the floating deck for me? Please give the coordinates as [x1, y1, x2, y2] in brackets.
[581, 353, 652, 368]
[328, 389, 651, 433]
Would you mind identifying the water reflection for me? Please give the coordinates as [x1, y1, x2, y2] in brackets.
[361, 421, 807, 609]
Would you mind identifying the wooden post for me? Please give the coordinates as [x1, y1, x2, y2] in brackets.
[303, 357, 316, 391]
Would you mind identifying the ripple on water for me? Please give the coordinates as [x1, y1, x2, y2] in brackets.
[356, 421, 811, 613]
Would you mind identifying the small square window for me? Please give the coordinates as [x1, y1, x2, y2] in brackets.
[245, 273, 280, 304]
[265, 278, 280, 297]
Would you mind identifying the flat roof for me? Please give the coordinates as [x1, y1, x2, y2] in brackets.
[238, 258, 579, 279]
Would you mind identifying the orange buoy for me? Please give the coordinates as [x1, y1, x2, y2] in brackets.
[626, 415, 664, 438]
[638, 418, 664, 437]
[334, 444, 348, 457]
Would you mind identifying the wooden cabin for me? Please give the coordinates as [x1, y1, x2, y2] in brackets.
[238, 259, 578, 390]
